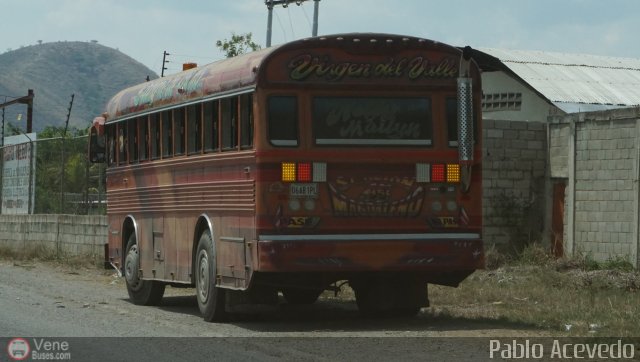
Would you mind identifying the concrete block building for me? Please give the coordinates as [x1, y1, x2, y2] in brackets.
[473, 47, 640, 265]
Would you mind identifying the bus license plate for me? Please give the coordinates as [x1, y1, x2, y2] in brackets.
[290, 183, 318, 198]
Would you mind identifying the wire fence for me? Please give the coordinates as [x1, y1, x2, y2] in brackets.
[0, 135, 106, 215]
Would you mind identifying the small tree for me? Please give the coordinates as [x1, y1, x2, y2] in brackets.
[215, 32, 261, 58]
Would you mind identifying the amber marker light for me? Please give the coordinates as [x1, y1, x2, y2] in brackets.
[447, 164, 461, 183]
[282, 162, 296, 182]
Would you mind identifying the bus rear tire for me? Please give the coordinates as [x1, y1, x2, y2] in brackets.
[195, 230, 227, 322]
[124, 234, 165, 306]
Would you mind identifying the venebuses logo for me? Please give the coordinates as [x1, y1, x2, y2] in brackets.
[6, 338, 72, 361]
[7, 338, 30, 361]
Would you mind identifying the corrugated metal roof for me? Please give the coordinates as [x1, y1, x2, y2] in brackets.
[479, 48, 640, 108]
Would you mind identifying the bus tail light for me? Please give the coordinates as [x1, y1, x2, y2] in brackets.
[447, 164, 461, 183]
[416, 163, 430, 183]
[282, 162, 325, 182]
[431, 164, 446, 183]
[297, 162, 312, 182]
[282, 162, 296, 182]
[313, 162, 327, 182]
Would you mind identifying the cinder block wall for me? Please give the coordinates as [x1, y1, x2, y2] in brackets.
[482, 119, 548, 248]
[574, 118, 637, 261]
[550, 107, 640, 266]
[0, 214, 107, 256]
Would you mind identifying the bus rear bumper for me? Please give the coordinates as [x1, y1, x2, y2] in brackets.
[256, 233, 484, 276]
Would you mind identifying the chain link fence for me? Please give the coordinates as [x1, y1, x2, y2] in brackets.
[1, 135, 106, 215]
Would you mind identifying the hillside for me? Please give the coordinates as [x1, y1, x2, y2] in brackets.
[0, 41, 157, 132]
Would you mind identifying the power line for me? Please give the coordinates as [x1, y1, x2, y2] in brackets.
[274, 11, 287, 43]
[300, 3, 313, 31]
[287, 6, 296, 38]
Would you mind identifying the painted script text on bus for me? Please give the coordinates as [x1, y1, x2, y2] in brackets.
[288, 54, 457, 81]
[325, 106, 421, 139]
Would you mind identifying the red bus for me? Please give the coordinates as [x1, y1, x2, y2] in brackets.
[89, 33, 483, 321]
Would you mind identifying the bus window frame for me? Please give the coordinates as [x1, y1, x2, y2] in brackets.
[267, 95, 299, 148]
[127, 118, 138, 163]
[174, 107, 186, 156]
[203, 100, 220, 153]
[106, 124, 116, 166]
[150, 113, 161, 160]
[240, 93, 254, 150]
[187, 103, 203, 156]
[221, 97, 239, 151]
[139, 115, 149, 162]
[117, 122, 127, 166]
[161, 110, 173, 159]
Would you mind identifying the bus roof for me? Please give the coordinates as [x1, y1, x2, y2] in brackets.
[104, 46, 278, 122]
[103, 33, 464, 123]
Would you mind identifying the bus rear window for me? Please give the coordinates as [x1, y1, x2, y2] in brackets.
[268, 96, 298, 147]
[313, 97, 432, 146]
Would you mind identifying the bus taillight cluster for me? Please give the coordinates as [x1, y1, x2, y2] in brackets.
[281, 162, 327, 183]
[416, 163, 460, 183]
[281, 162, 460, 183]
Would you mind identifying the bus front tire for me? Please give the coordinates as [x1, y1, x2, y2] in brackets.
[124, 234, 165, 306]
[195, 230, 227, 322]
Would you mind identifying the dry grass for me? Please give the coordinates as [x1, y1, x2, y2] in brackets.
[0, 245, 103, 269]
[428, 245, 640, 337]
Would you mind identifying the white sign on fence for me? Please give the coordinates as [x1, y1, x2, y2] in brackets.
[2, 133, 37, 214]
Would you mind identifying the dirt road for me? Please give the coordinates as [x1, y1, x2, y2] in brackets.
[0, 260, 548, 361]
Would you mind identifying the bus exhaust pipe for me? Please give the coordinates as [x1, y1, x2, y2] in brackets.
[457, 46, 474, 192]
[457, 46, 474, 163]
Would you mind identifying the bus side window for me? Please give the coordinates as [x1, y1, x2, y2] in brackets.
[268, 96, 298, 147]
[118, 123, 128, 165]
[150, 113, 160, 159]
[139, 116, 149, 161]
[204, 101, 219, 152]
[240, 93, 253, 149]
[221, 97, 238, 150]
[107, 125, 116, 166]
[187, 104, 202, 155]
[174, 107, 185, 156]
[162, 110, 172, 158]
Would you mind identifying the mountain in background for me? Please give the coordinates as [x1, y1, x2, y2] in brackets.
[0, 41, 157, 133]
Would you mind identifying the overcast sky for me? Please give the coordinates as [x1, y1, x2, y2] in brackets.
[2, 0, 639, 76]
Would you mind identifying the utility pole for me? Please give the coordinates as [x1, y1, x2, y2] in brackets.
[161, 51, 170, 77]
[60, 94, 74, 213]
[1, 98, 5, 148]
[26, 89, 34, 133]
[312, 0, 320, 36]
[265, 0, 320, 47]
[0, 89, 35, 135]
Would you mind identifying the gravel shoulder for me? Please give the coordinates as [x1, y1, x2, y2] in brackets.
[0, 259, 549, 338]
[0, 260, 562, 361]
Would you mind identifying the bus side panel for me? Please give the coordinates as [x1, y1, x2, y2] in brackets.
[107, 214, 122, 269]
[214, 213, 255, 290]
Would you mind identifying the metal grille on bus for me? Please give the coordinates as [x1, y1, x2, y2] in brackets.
[457, 78, 474, 163]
